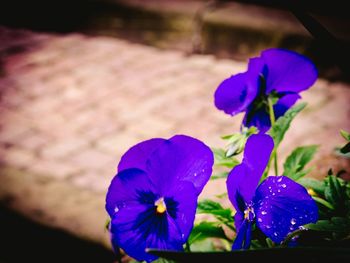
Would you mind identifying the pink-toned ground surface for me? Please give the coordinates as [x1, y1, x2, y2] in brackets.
[0, 26, 349, 252]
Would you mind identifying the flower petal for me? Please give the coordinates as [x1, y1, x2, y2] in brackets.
[243, 134, 274, 173]
[105, 168, 155, 217]
[110, 202, 183, 262]
[274, 93, 301, 119]
[214, 72, 258, 116]
[146, 135, 214, 195]
[165, 181, 198, 242]
[243, 106, 271, 133]
[118, 138, 166, 172]
[232, 220, 252, 250]
[227, 163, 250, 212]
[227, 134, 274, 209]
[254, 176, 318, 244]
[109, 182, 197, 262]
[261, 48, 318, 94]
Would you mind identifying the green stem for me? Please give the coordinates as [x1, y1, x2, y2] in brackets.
[268, 98, 279, 176]
[185, 241, 191, 252]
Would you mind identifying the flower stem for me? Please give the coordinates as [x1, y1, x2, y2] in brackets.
[185, 241, 191, 252]
[268, 98, 279, 176]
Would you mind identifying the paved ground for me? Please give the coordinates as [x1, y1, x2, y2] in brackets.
[0, 26, 349, 254]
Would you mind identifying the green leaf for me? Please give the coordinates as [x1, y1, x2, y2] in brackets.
[297, 177, 325, 195]
[283, 145, 318, 180]
[188, 222, 228, 245]
[324, 175, 343, 205]
[305, 217, 350, 233]
[197, 199, 224, 211]
[197, 200, 234, 224]
[340, 142, 350, 154]
[212, 147, 239, 168]
[211, 171, 229, 180]
[268, 102, 306, 147]
[152, 258, 177, 263]
[340, 130, 350, 141]
[334, 147, 350, 158]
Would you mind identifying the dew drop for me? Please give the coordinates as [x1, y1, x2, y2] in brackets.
[261, 211, 267, 215]
[277, 177, 282, 182]
[114, 207, 119, 213]
[291, 218, 296, 225]
[272, 192, 276, 196]
[274, 232, 278, 237]
[266, 225, 271, 229]
[194, 172, 197, 177]
[281, 184, 287, 188]
[258, 218, 262, 223]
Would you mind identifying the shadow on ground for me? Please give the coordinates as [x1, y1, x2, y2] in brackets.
[0, 204, 116, 263]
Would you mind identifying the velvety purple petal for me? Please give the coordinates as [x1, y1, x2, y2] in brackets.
[105, 168, 155, 217]
[243, 134, 274, 173]
[234, 211, 244, 231]
[254, 176, 318, 244]
[165, 181, 198, 241]
[243, 106, 271, 133]
[110, 202, 184, 262]
[261, 48, 318, 94]
[227, 163, 250, 212]
[109, 182, 197, 262]
[274, 93, 301, 119]
[232, 220, 252, 250]
[146, 135, 214, 195]
[214, 72, 258, 116]
[118, 138, 166, 172]
[227, 134, 273, 209]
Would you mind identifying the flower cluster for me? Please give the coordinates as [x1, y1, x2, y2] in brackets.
[105, 48, 349, 262]
[214, 48, 317, 132]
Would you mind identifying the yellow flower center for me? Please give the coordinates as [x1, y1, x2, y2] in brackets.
[244, 206, 255, 221]
[307, 188, 317, 196]
[155, 197, 167, 214]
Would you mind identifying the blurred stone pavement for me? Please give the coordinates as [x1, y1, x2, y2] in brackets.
[0, 26, 349, 253]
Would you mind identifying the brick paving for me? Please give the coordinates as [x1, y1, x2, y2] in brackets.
[0, 26, 349, 252]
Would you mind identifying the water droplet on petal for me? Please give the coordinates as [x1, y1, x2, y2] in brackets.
[277, 189, 281, 193]
[194, 172, 197, 177]
[277, 177, 282, 182]
[281, 184, 287, 188]
[274, 232, 278, 237]
[266, 225, 271, 229]
[291, 218, 296, 225]
[114, 207, 119, 213]
[261, 211, 267, 215]
[258, 218, 262, 223]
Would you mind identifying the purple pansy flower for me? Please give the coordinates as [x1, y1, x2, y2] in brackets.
[215, 48, 318, 133]
[105, 135, 214, 262]
[227, 134, 318, 249]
